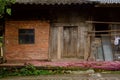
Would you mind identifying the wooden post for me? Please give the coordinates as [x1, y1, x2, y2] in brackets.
[1, 47, 3, 57]
[84, 22, 93, 61]
[84, 34, 91, 60]
[57, 27, 62, 59]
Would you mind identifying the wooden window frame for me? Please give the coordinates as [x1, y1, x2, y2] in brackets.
[18, 29, 35, 44]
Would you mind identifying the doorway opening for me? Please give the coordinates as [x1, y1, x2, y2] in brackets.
[92, 23, 113, 61]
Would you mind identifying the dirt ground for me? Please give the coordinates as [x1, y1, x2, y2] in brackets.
[0, 73, 120, 80]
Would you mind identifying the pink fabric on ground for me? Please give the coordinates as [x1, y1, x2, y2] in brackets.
[25, 61, 120, 70]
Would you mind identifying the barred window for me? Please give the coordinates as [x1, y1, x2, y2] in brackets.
[19, 29, 35, 44]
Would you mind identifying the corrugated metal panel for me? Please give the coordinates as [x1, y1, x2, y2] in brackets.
[101, 36, 113, 61]
[15, 0, 95, 5]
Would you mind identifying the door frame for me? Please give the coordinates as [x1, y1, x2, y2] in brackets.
[49, 23, 86, 60]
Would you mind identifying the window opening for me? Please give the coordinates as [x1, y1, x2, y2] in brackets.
[19, 29, 35, 44]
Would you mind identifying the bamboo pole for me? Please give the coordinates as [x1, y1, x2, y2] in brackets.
[88, 34, 120, 36]
[86, 21, 120, 24]
[85, 30, 120, 33]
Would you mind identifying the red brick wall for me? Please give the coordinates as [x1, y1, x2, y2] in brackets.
[5, 20, 50, 60]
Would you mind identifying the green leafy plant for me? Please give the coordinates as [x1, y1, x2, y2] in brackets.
[0, 64, 54, 78]
[0, 64, 120, 79]
[0, 0, 16, 18]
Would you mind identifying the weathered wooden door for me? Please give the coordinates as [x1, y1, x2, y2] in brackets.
[62, 26, 78, 58]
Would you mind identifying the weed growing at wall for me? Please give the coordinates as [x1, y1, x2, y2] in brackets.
[0, 64, 120, 78]
[0, 64, 65, 78]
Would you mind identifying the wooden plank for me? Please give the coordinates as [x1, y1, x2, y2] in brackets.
[70, 27, 78, 57]
[49, 26, 58, 59]
[57, 27, 62, 59]
[63, 27, 69, 57]
[77, 25, 86, 59]
[77, 26, 81, 58]
[80, 25, 85, 59]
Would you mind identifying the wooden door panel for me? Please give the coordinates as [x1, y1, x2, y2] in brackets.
[62, 26, 78, 58]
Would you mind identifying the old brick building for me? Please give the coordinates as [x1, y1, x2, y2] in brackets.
[5, 20, 50, 60]
[2, 0, 120, 62]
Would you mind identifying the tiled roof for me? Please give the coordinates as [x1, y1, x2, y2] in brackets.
[91, 0, 120, 4]
[15, 0, 96, 5]
[16, 0, 120, 5]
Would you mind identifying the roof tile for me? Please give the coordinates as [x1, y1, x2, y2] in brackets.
[16, 0, 95, 5]
[91, 0, 120, 4]
[16, 0, 120, 5]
